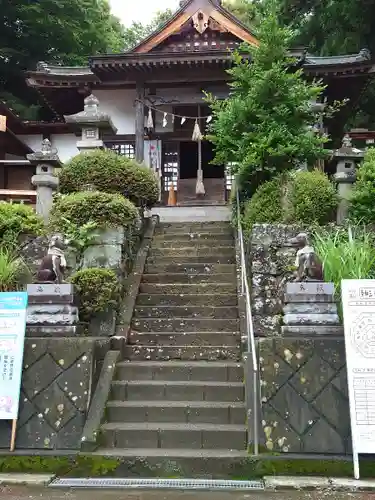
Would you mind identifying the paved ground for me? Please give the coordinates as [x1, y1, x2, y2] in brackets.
[1, 487, 374, 500]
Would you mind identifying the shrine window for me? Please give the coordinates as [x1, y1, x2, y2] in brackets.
[107, 142, 135, 159]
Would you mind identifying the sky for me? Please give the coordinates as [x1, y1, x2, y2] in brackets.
[109, 0, 179, 27]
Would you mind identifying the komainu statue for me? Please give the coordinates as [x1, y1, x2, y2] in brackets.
[36, 234, 69, 284]
[288, 232, 324, 282]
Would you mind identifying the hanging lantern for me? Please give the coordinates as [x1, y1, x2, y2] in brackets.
[192, 120, 203, 141]
[146, 108, 154, 130]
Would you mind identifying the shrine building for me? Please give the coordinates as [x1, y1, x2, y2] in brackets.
[1, 0, 374, 205]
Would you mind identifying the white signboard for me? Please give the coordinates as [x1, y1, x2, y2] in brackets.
[341, 280, 375, 479]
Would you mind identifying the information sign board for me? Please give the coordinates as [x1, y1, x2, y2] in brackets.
[0, 292, 28, 450]
[341, 280, 375, 479]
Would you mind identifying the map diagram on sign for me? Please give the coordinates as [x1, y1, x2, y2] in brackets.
[351, 313, 375, 358]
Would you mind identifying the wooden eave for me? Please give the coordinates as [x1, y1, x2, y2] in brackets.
[304, 62, 375, 77]
[130, 0, 259, 54]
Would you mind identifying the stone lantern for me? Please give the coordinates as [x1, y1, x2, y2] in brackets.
[64, 94, 117, 153]
[28, 138, 61, 222]
[333, 134, 365, 224]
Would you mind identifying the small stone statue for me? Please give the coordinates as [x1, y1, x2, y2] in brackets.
[36, 234, 70, 284]
[288, 232, 324, 282]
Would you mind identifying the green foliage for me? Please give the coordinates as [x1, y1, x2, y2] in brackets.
[286, 169, 338, 225]
[0, 202, 44, 248]
[349, 148, 375, 224]
[242, 177, 284, 234]
[59, 150, 159, 207]
[313, 225, 375, 301]
[206, 1, 331, 197]
[241, 170, 337, 233]
[70, 268, 120, 321]
[57, 217, 97, 253]
[0, 0, 125, 120]
[50, 191, 138, 233]
[123, 9, 174, 50]
[0, 248, 31, 292]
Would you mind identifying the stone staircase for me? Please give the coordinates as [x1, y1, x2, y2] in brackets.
[100, 221, 247, 464]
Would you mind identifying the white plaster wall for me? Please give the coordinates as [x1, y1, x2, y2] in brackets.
[17, 134, 43, 152]
[50, 134, 79, 164]
[94, 89, 136, 134]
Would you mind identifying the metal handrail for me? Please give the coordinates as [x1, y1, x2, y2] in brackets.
[236, 184, 259, 456]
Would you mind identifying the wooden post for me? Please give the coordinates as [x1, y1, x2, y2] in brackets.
[10, 419, 17, 451]
[135, 82, 145, 163]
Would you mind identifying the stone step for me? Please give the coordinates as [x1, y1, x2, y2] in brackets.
[144, 263, 236, 274]
[111, 380, 244, 402]
[139, 283, 237, 295]
[133, 305, 238, 319]
[157, 222, 231, 232]
[123, 345, 240, 361]
[152, 239, 234, 249]
[153, 233, 234, 242]
[147, 255, 236, 264]
[136, 293, 237, 307]
[100, 422, 247, 450]
[141, 273, 236, 284]
[115, 361, 243, 382]
[150, 247, 235, 257]
[106, 401, 246, 425]
[131, 318, 239, 333]
[128, 331, 240, 347]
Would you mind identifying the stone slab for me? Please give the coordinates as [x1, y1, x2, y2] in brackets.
[26, 313, 78, 325]
[0, 473, 54, 486]
[27, 305, 78, 315]
[26, 325, 83, 337]
[283, 303, 338, 314]
[264, 476, 330, 489]
[27, 283, 75, 296]
[281, 325, 344, 335]
[27, 294, 75, 305]
[283, 313, 340, 326]
[285, 293, 334, 303]
[286, 282, 334, 295]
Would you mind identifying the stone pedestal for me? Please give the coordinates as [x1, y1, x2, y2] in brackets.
[64, 94, 117, 153]
[27, 139, 61, 222]
[282, 282, 341, 335]
[26, 283, 80, 337]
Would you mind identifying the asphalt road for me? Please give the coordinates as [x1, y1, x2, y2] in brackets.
[0, 486, 374, 500]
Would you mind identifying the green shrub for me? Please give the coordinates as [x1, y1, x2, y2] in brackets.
[59, 149, 159, 207]
[50, 191, 138, 233]
[313, 225, 375, 302]
[0, 248, 31, 291]
[0, 202, 44, 248]
[70, 268, 120, 321]
[242, 177, 284, 234]
[350, 147, 375, 223]
[286, 169, 338, 225]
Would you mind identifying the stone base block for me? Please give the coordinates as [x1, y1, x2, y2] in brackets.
[281, 325, 344, 336]
[283, 313, 340, 326]
[26, 325, 85, 337]
[283, 303, 338, 315]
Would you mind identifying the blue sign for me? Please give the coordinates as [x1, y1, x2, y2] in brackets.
[0, 292, 28, 420]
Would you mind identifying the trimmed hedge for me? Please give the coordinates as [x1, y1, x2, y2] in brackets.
[350, 147, 375, 223]
[242, 177, 284, 235]
[0, 202, 43, 247]
[50, 191, 138, 232]
[59, 149, 159, 207]
[70, 268, 120, 322]
[242, 170, 337, 233]
[286, 169, 338, 225]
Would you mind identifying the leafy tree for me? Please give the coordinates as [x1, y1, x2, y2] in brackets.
[123, 9, 174, 50]
[0, 0, 125, 119]
[206, 2, 331, 198]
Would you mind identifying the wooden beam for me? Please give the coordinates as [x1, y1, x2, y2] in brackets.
[135, 82, 145, 163]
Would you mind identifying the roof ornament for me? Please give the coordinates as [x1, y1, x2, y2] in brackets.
[192, 10, 209, 34]
[36, 61, 50, 73]
[83, 94, 100, 115]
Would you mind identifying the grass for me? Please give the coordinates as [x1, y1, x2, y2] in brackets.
[313, 225, 375, 301]
[0, 247, 31, 291]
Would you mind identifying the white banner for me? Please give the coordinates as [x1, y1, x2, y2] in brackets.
[0, 292, 28, 420]
[341, 279, 375, 479]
